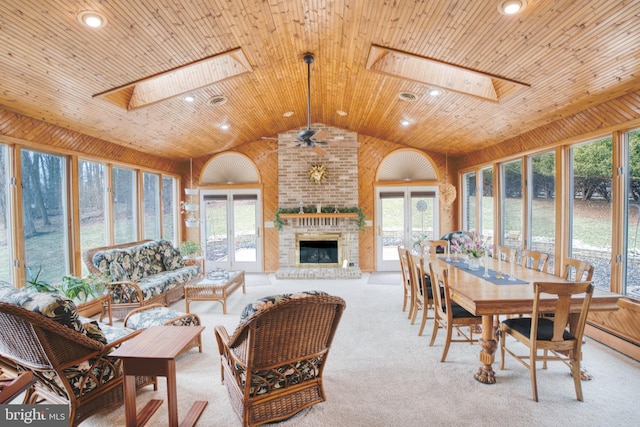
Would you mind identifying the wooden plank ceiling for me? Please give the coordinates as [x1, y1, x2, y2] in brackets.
[1, 0, 640, 161]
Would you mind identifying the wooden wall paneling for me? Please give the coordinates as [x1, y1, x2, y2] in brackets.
[0, 108, 181, 174]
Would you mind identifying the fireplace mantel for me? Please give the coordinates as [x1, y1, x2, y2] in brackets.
[278, 212, 360, 229]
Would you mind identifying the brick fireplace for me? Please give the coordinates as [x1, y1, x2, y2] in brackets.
[275, 125, 362, 279]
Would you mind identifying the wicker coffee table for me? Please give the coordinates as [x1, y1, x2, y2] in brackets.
[184, 270, 245, 314]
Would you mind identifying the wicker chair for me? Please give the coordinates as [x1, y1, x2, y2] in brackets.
[0, 302, 154, 426]
[214, 292, 346, 427]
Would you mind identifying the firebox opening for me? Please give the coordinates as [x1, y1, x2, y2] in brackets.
[295, 233, 342, 268]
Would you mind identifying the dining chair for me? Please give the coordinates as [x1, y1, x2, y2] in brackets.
[520, 249, 550, 272]
[398, 247, 413, 317]
[495, 245, 516, 262]
[561, 258, 594, 283]
[421, 239, 448, 257]
[499, 281, 594, 401]
[410, 254, 432, 336]
[428, 262, 482, 362]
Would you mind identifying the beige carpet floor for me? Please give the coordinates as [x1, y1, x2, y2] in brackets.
[85, 273, 640, 427]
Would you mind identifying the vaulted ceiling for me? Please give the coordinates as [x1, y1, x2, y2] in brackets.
[1, 1, 640, 161]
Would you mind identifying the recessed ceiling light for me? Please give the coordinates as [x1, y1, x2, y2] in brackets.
[336, 110, 347, 116]
[400, 120, 410, 126]
[220, 124, 230, 130]
[77, 10, 107, 28]
[184, 95, 195, 102]
[283, 111, 294, 117]
[497, 0, 527, 15]
[428, 88, 443, 97]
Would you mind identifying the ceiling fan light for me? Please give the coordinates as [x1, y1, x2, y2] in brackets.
[497, 0, 527, 15]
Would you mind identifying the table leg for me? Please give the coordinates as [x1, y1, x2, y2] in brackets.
[474, 314, 497, 384]
[123, 375, 138, 427]
[166, 360, 178, 427]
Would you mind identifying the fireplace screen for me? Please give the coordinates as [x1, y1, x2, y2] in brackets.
[295, 233, 342, 268]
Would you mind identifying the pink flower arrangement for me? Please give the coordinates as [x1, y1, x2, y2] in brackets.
[450, 232, 493, 258]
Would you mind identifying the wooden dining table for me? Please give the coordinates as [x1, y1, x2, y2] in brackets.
[427, 255, 621, 385]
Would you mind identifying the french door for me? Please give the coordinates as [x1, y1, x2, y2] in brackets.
[200, 189, 262, 273]
[375, 186, 439, 271]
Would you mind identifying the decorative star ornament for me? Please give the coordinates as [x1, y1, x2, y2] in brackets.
[308, 164, 327, 184]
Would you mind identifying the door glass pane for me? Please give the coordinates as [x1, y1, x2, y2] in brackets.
[143, 172, 160, 239]
[162, 176, 176, 243]
[570, 137, 612, 291]
[411, 191, 435, 252]
[501, 159, 523, 249]
[463, 172, 477, 232]
[204, 195, 228, 263]
[21, 149, 68, 284]
[625, 129, 640, 299]
[113, 167, 137, 244]
[0, 144, 11, 282]
[78, 160, 106, 275]
[234, 194, 257, 262]
[481, 167, 494, 241]
[529, 152, 556, 271]
[380, 192, 404, 261]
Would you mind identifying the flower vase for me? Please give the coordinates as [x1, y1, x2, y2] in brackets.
[468, 256, 481, 270]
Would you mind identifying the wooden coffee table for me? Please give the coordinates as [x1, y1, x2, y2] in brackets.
[184, 270, 245, 314]
[110, 325, 207, 427]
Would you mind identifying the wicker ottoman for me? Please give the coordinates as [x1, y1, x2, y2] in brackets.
[123, 303, 203, 353]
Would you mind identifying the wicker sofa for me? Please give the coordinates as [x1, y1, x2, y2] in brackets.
[0, 281, 155, 426]
[84, 239, 202, 320]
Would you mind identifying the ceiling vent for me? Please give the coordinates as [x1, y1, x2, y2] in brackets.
[398, 91, 419, 102]
[208, 95, 228, 106]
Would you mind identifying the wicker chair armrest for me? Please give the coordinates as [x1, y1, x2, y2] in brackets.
[214, 325, 230, 356]
[106, 281, 144, 304]
[104, 328, 144, 350]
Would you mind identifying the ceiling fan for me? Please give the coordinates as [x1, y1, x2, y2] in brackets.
[295, 53, 329, 152]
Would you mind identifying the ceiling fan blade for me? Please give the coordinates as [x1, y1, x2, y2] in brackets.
[312, 129, 329, 141]
[312, 146, 327, 156]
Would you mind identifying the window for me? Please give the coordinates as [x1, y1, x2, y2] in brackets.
[481, 167, 494, 241]
[113, 167, 137, 244]
[78, 160, 107, 275]
[0, 144, 11, 282]
[500, 159, 523, 249]
[162, 176, 177, 242]
[463, 171, 477, 232]
[528, 151, 556, 270]
[143, 172, 160, 240]
[570, 137, 612, 291]
[21, 149, 69, 284]
[625, 129, 640, 300]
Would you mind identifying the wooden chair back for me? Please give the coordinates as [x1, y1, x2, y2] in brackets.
[520, 249, 550, 272]
[398, 246, 412, 314]
[561, 258, 594, 283]
[495, 245, 516, 262]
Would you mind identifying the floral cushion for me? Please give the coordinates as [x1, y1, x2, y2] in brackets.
[0, 282, 86, 335]
[239, 290, 329, 321]
[125, 306, 199, 330]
